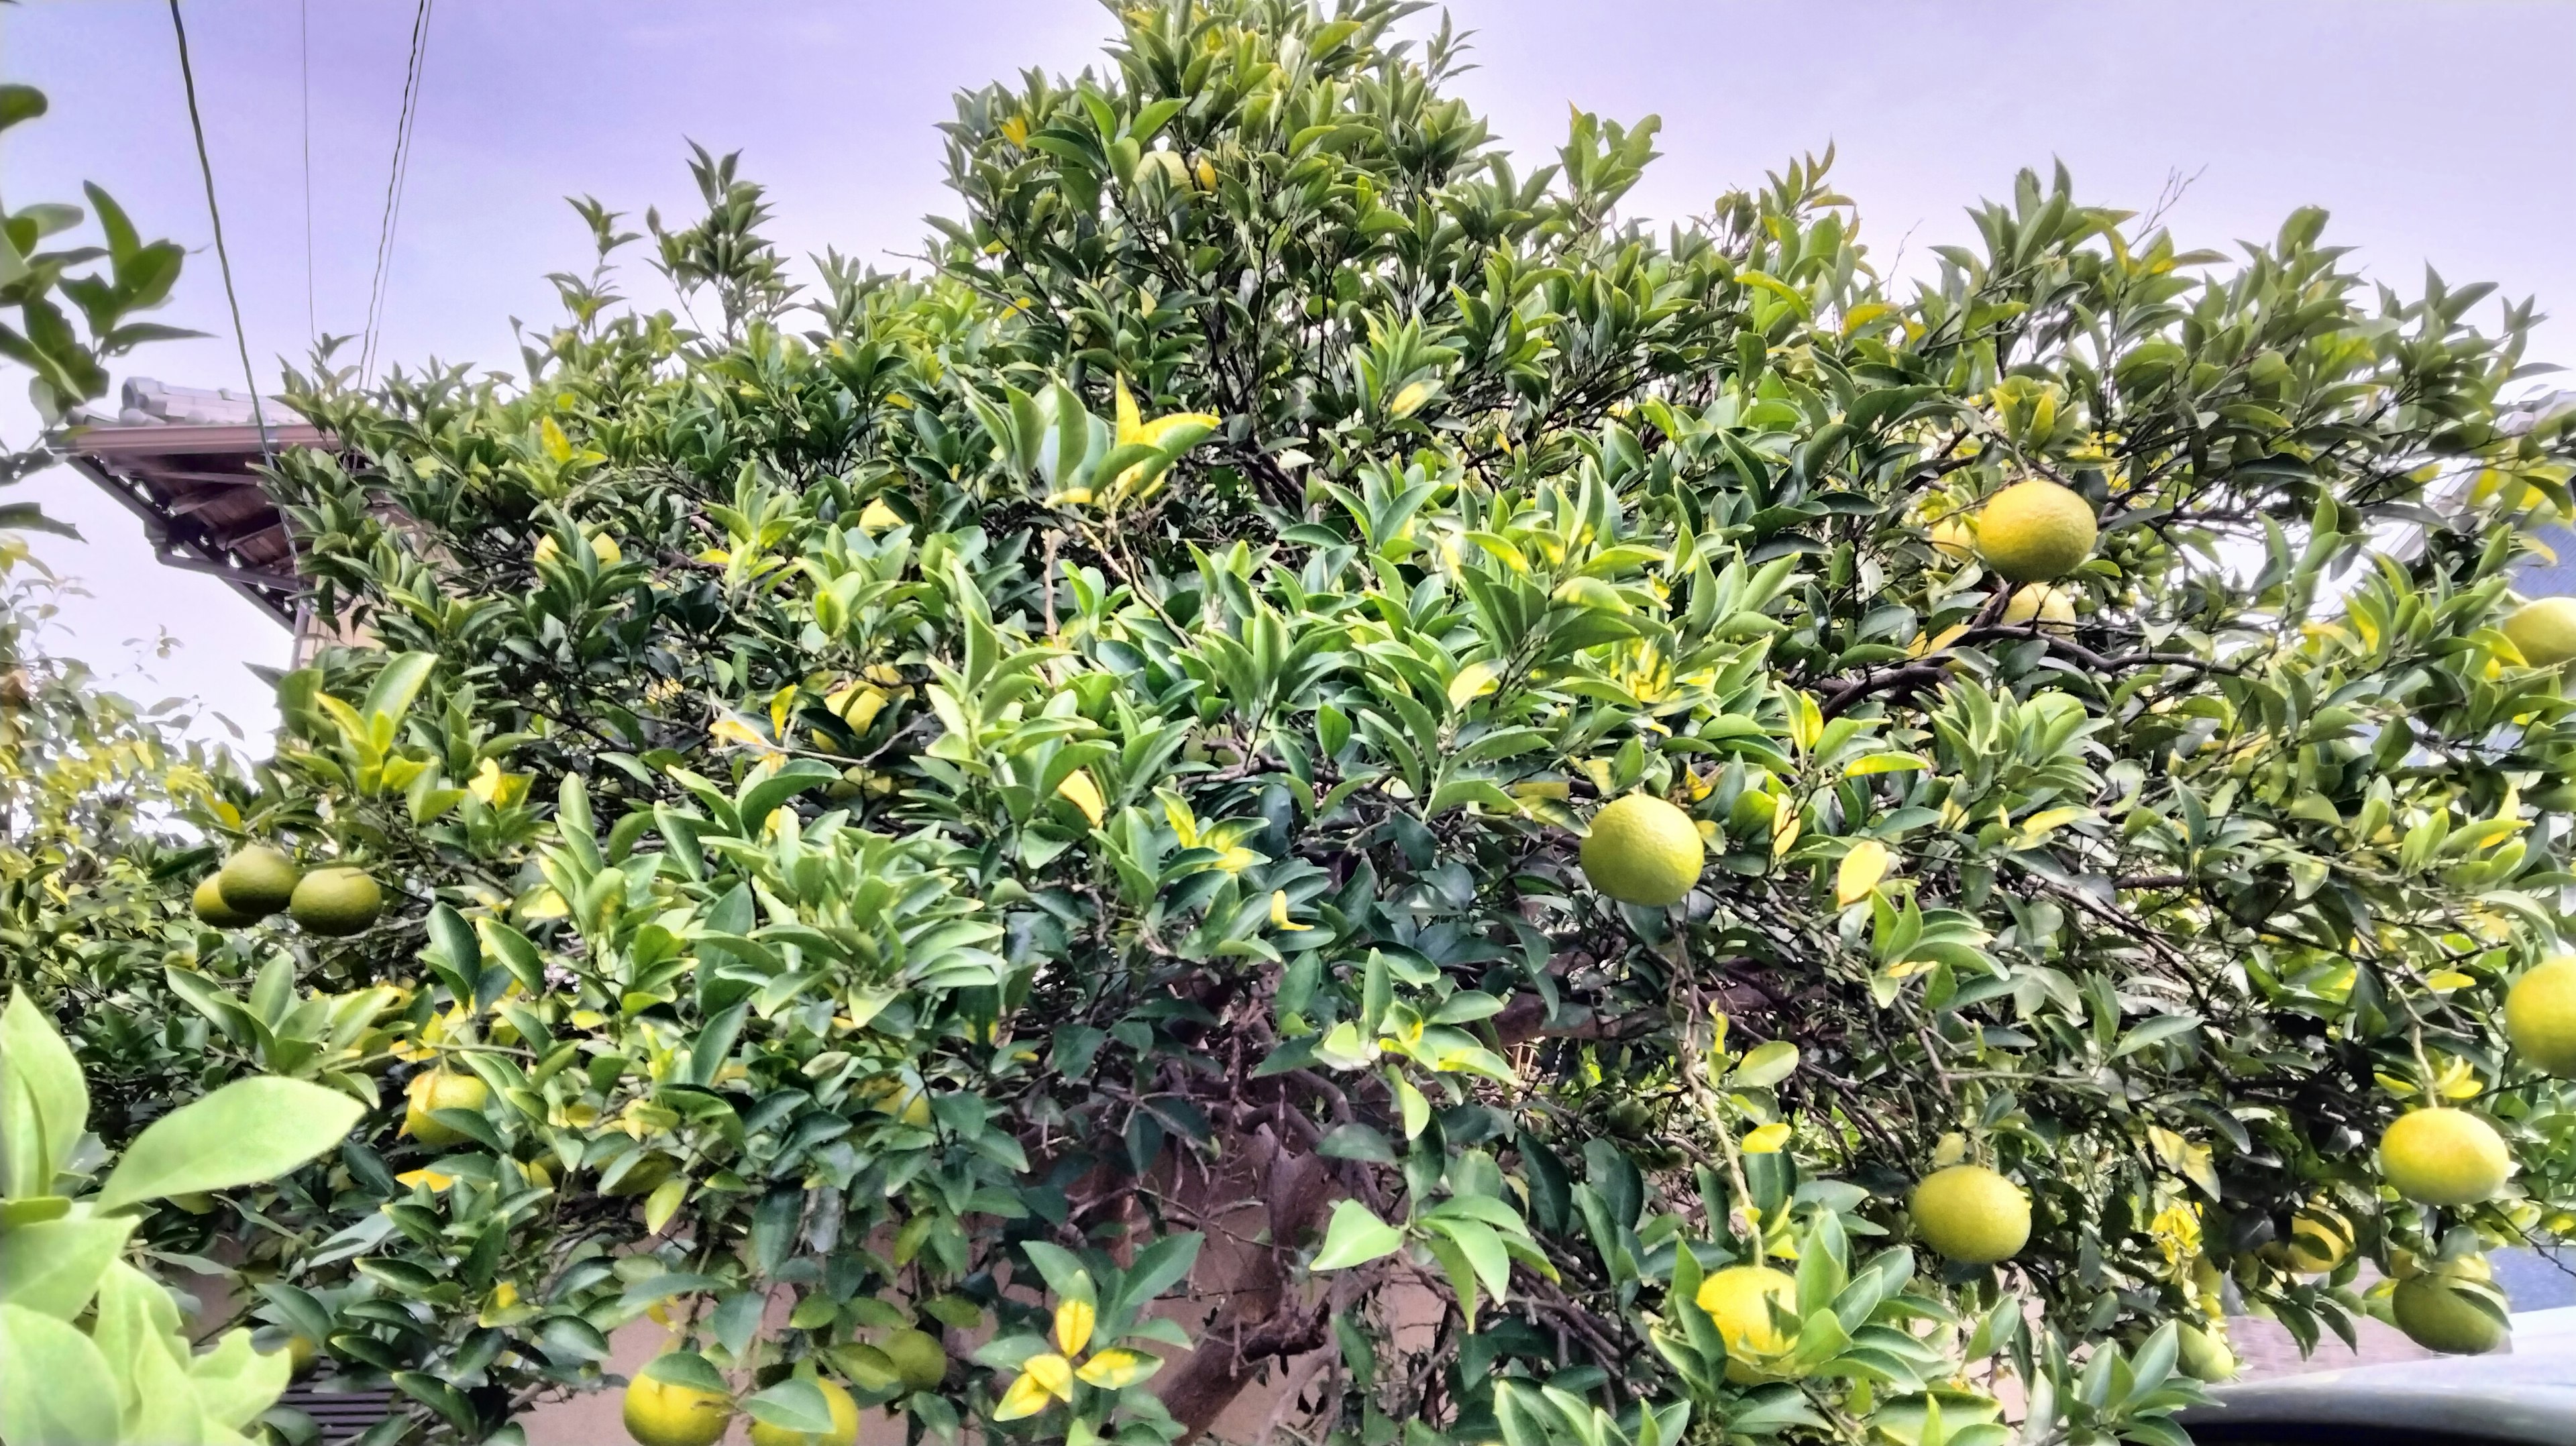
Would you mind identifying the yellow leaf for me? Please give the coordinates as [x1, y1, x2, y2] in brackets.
[1787, 689, 1823, 753]
[1770, 803, 1802, 858]
[711, 716, 779, 753]
[2425, 970, 2474, 991]
[994, 1367, 1059, 1421]
[1389, 378, 1436, 418]
[1056, 769, 1107, 826]
[1446, 660, 1499, 709]
[539, 415, 573, 462]
[1741, 1122, 1792, 1153]
[1026, 1351, 1075, 1402]
[1053, 1299, 1095, 1359]
[1269, 889, 1312, 932]
[394, 1168, 455, 1191]
[1113, 376, 1145, 443]
[645, 1176, 688, 1233]
[2016, 805, 2090, 843]
[999, 115, 1030, 147]
[1075, 1347, 1163, 1389]
[1836, 840, 1890, 906]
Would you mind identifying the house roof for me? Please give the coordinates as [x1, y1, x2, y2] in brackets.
[64, 378, 322, 626]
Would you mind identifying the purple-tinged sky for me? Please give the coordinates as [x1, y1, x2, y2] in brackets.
[9, 0, 2572, 742]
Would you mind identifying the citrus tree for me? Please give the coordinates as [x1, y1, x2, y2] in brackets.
[15, 3, 2576, 1444]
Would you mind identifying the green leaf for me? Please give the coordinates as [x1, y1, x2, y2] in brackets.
[0, 1215, 132, 1319]
[1311, 1200, 1405, 1271]
[1, 991, 88, 1198]
[93, 1077, 365, 1212]
[744, 1379, 834, 1434]
[640, 1349, 731, 1396]
[1733, 1039, 1800, 1089]
[0, 1303, 121, 1446]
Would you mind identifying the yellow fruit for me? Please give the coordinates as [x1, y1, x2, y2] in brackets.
[623, 1368, 735, 1446]
[1929, 515, 1977, 561]
[1578, 794, 1705, 907]
[2177, 1322, 2238, 1381]
[2278, 1207, 2352, 1274]
[2506, 956, 2576, 1076]
[266, 1333, 320, 1378]
[2390, 1270, 2509, 1355]
[747, 1378, 859, 1446]
[879, 1328, 947, 1392]
[1694, 1265, 1798, 1383]
[404, 1070, 490, 1148]
[1909, 1164, 2031, 1264]
[2379, 1109, 2511, 1207]
[216, 846, 301, 917]
[2000, 583, 2078, 628]
[1974, 480, 2097, 582]
[2502, 597, 2576, 666]
[192, 874, 257, 928]
[289, 866, 382, 936]
[536, 533, 621, 567]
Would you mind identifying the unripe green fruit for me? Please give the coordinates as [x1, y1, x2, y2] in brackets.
[1909, 1164, 2031, 1264]
[215, 845, 301, 917]
[2177, 1322, 2238, 1380]
[879, 1328, 947, 1392]
[2390, 1270, 2508, 1355]
[290, 866, 382, 936]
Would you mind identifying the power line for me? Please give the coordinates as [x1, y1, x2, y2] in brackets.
[299, 0, 315, 343]
[166, 0, 272, 463]
[358, 0, 433, 386]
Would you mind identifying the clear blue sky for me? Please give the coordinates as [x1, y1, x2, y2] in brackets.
[10, 0, 2573, 746]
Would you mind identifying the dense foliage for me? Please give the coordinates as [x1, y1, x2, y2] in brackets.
[12, 3, 2576, 1444]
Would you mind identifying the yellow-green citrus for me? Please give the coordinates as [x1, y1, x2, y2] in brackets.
[1579, 793, 1705, 907]
[404, 1069, 490, 1148]
[1909, 1164, 2031, 1264]
[1974, 480, 2097, 581]
[289, 866, 382, 936]
[2505, 956, 2576, 1076]
[2379, 1109, 2511, 1207]
[215, 845, 301, 917]
[2502, 597, 2576, 666]
[1694, 1264, 1798, 1383]
[192, 874, 257, 928]
[2389, 1270, 2509, 1355]
[2176, 1322, 2238, 1381]
[746, 1378, 859, 1446]
[2273, 1207, 2353, 1274]
[2000, 583, 2078, 628]
[879, 1328, 947, 1392]
[604, 1152, 678, 1197]
[1929, 514, 1977, 561]
[623, 1369, 735, 1446]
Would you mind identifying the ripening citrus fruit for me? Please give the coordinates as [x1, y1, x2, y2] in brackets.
[879, 1328, 948, 1392]
[2177, 1321, 2238, 1381]
[2379, 1109, 2511, 1206]
[289, 866, 382, 936]
[2502, 597, 2576, 666]
[535, 532, 622, 567]
[193, 874, 257, 928]
[1929, 515, 1976, 561]
[746, 1378, 860, 1446]
[1974, 480, 2097, 582]
[2001, 583, 2077, 628]
[1909, 1164, 2031, 1264]
[405, 1069, 490, 1148]
[215, 845, 301, 918]
[2390, 1268, 2509, 1355]
[1578, 794, 1705, 907]
[2271, 1205, 2353, 1274]
[1694, 1264, 1798, 1383]
[2505, 956, 2576, 1076]
[623, 1368, 735, 1446]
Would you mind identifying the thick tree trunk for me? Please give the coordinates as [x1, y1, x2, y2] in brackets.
[1155, 1127, 1337, 1437]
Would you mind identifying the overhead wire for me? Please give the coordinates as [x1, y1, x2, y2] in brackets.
[165, 0, 272, 463]
[358, 0, 434, 386]
[299, 0, 315, 343]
